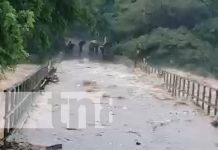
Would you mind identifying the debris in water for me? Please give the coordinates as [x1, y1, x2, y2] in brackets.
[85, 86, 99, 92]
[102, 93, 111, 98]
[46, 144, 62, 150]
[174, 101, 188, 106]
[150, 90, 173, 101]
[83, 80, 96, 86]
[135, 141, 141, 146]
[65, 138, 71, 141]
[96, 132, 104, 136]
[148, 119, 179, 132]
[66, 128, 78, 131]
[113, 96, 125, 100]
[83, 80, 99, 92]
[40, 73, 59, 91]
[86, 87, 96, 93]
[127, 131, 141, 137]
[211, 119, 218, 128]
[48, 74, 59, 83]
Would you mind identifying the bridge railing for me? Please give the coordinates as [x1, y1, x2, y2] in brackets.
[139, 59, 218, 116]
[1, 62, 54, 141]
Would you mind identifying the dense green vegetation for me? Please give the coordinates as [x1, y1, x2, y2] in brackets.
[1, 0, 218, 77]
[0, 0, 93, 72]
[97, 0, 218, 77]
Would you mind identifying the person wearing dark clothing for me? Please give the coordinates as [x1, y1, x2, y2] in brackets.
[89, 40, 99, 57]
[89, 42, 95, 57]
[94, 45, 99, 55]
[67, 41, 75, 55]
[99, 45, 104, 56]
[101, 42, 113, 60]
[78, 40, 86, 57]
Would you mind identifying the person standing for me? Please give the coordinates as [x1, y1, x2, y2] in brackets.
[99, 45, 104, 56]
[134, 45, 141, 68]
[78, 40, 86, 57]
[67, 41, 75, 56]
[89, 40, 99, 57]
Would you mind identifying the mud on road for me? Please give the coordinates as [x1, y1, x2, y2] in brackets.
[7, 58, 218, 150]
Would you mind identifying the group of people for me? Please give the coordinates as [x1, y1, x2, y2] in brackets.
[88, 40, 103, 57]
[65, 37, 113, 60]
[66, 38, 142, 64]
[66, 40, 86, 57]
[88, 38, 112, 59]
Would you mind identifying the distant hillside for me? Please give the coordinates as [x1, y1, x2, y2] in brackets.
[100, 0, 218, 78]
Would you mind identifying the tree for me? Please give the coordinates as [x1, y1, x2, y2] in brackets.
[0, 0, 34, 71]
[0, 0, 93, 70]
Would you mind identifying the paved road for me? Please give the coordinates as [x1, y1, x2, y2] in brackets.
[9, 58, 218, 150]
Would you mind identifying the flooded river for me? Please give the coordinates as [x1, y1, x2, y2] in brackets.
[7, 58, 218, 150]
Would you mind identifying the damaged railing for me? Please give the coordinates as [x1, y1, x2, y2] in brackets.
[3, 63, 53, 138]
[140, 59, 218, 116]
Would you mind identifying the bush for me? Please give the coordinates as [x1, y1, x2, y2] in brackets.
[194, 17, 218, 46]
[113, 27, 217, 75]
[112, 0, 210, 40]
